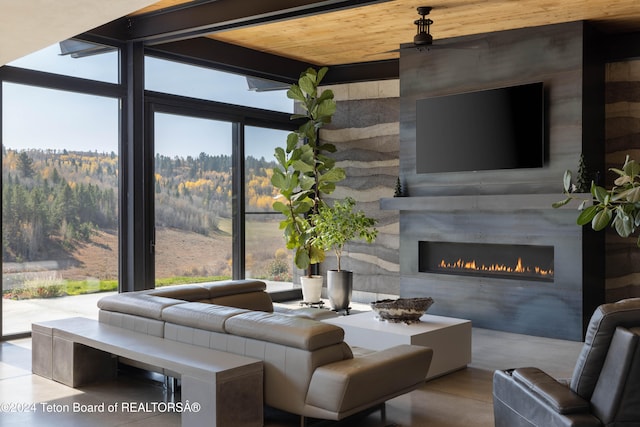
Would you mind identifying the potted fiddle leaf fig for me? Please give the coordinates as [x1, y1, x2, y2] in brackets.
[312, 197, 378, 311]
[553, 155, 640, 246]
[271, 67, 346, 302]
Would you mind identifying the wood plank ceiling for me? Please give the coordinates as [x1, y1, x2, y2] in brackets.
[129, 0, 640, 66]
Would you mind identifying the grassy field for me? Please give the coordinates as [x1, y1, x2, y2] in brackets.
[3, 216, 292, 300]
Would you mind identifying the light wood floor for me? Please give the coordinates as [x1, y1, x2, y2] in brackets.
[0, 326, 583, 427]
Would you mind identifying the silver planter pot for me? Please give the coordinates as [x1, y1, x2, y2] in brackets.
[327, 270, 353, 311]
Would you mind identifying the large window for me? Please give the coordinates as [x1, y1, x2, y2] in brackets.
[145, 56, 293, 112]
[1, 44, 295, 338]
[153, 113, 233, 285]
[8, 40, 119, 84]
[2, 83, 120, 335]
[146, 57, 296, 290]
[244, 126, 292, 289]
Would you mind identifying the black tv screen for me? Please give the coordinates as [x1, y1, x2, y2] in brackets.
[416, 82, 545, 174]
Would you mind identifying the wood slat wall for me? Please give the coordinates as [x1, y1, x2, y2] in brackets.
[605, 60, 640, 301]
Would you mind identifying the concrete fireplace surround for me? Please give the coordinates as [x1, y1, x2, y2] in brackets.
[387, 21, 606, 341]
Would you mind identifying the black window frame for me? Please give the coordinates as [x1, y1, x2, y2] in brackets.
[0, 39, 296, 340]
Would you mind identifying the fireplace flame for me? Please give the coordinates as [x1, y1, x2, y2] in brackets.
[438, 257, 553, 278]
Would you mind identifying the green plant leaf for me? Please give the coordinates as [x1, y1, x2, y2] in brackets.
[292, 159, 315, 173]
[287, 85, 305, 102]
[613, 209, 633, 237]
[316, 99, 336, 119]
[319, 167, 346, 184]
[286, 133, 299, 152]
[292, 199, 313, 215]
[317, 142, 337, 153]
[591, 183, 609, 203]
[610, 167, 626, 177]
[308, 245, 325, 264]
[270, 168, 286, 189]
[298, 174, 315, 191]
[316, 90, 334, 106]
[623, 159, 640, 177]
[274, 147, 286, 165]
[552, 198, 571, 208]
[592, 208, 612, 231]
[576, 205, 599, 225]
[272, 200, 289, 214]
[299, 75, 315, 96]
[317, 182, 336, 194]
[317, 155, 336, 170]
[317, 66, 329, 83]
[614, 175, 633, 186]
[294, 248, 310, 270]
[611, 186, 640, 202]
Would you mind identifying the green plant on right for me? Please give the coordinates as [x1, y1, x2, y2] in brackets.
[553, 155, 640, 246]
[311, 197, 378, 271]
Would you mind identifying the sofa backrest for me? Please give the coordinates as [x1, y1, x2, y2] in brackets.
[570, 298, 640, 399]
[147, 280, 274, 312]
[145, 284, 211, 301]
[224, 311, 345, 350]
[98, 280, 273, 322]
[589, 326, 640, 425]
[98, 293, 183, 320]
[161, 302, 249, 333]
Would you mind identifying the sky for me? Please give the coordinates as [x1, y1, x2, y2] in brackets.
[2, 43, 293, 160]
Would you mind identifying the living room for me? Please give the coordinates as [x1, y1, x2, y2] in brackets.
[2, 1, 640, 426]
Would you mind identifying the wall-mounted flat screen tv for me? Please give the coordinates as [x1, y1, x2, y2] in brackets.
[416, 82, 545, 174]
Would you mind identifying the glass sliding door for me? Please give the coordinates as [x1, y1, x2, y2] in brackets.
[2, 83, 120, 335]
[153, 112, 233, 286]
[244, 126, 293, 290]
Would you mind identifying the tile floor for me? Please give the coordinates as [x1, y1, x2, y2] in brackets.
[0, 323, 583, 427]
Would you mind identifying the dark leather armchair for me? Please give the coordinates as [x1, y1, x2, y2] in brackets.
[493, 298, 640, 427]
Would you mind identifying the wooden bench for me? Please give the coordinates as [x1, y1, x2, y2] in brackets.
[32, 317, 263, 427]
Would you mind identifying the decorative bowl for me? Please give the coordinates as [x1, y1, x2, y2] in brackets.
[370, 297, 435, 323]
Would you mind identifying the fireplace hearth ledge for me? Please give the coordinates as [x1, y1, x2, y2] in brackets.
[380, 193, 588, 211]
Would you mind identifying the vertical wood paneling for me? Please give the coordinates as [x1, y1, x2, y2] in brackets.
[605, 60, 640, 301]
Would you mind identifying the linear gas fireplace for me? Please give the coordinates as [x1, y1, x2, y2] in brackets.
[418, 241, 554, 282]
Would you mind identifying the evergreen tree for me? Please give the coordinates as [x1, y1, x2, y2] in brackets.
[17, 151, 35, 178]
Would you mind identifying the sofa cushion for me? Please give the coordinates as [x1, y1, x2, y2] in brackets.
[97, 293, 182, 320]
[225, 311, 344, 351]
[571, 298, 640, 399]
[200, 280, 266, 298]
[209, 292, 274, 313]
[146, 284, 210, 301]
[161, 302, 249, 333]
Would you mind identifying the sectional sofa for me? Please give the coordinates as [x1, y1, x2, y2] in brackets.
[97, 279, 433, 423]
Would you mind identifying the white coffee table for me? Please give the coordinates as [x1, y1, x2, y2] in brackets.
[324, 311, 472, 380]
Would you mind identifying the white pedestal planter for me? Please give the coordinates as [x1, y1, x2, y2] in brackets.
[300, 275, 323, 303]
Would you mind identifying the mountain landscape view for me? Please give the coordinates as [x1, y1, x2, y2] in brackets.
[2, 146, 290, 299]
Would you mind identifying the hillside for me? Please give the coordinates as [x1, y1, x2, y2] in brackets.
[2, 147, 288, 288]
[62, 227, 232, 281]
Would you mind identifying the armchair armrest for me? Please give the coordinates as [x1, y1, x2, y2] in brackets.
[306, 345, 432, 414]
[512, 367, 590, 415]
